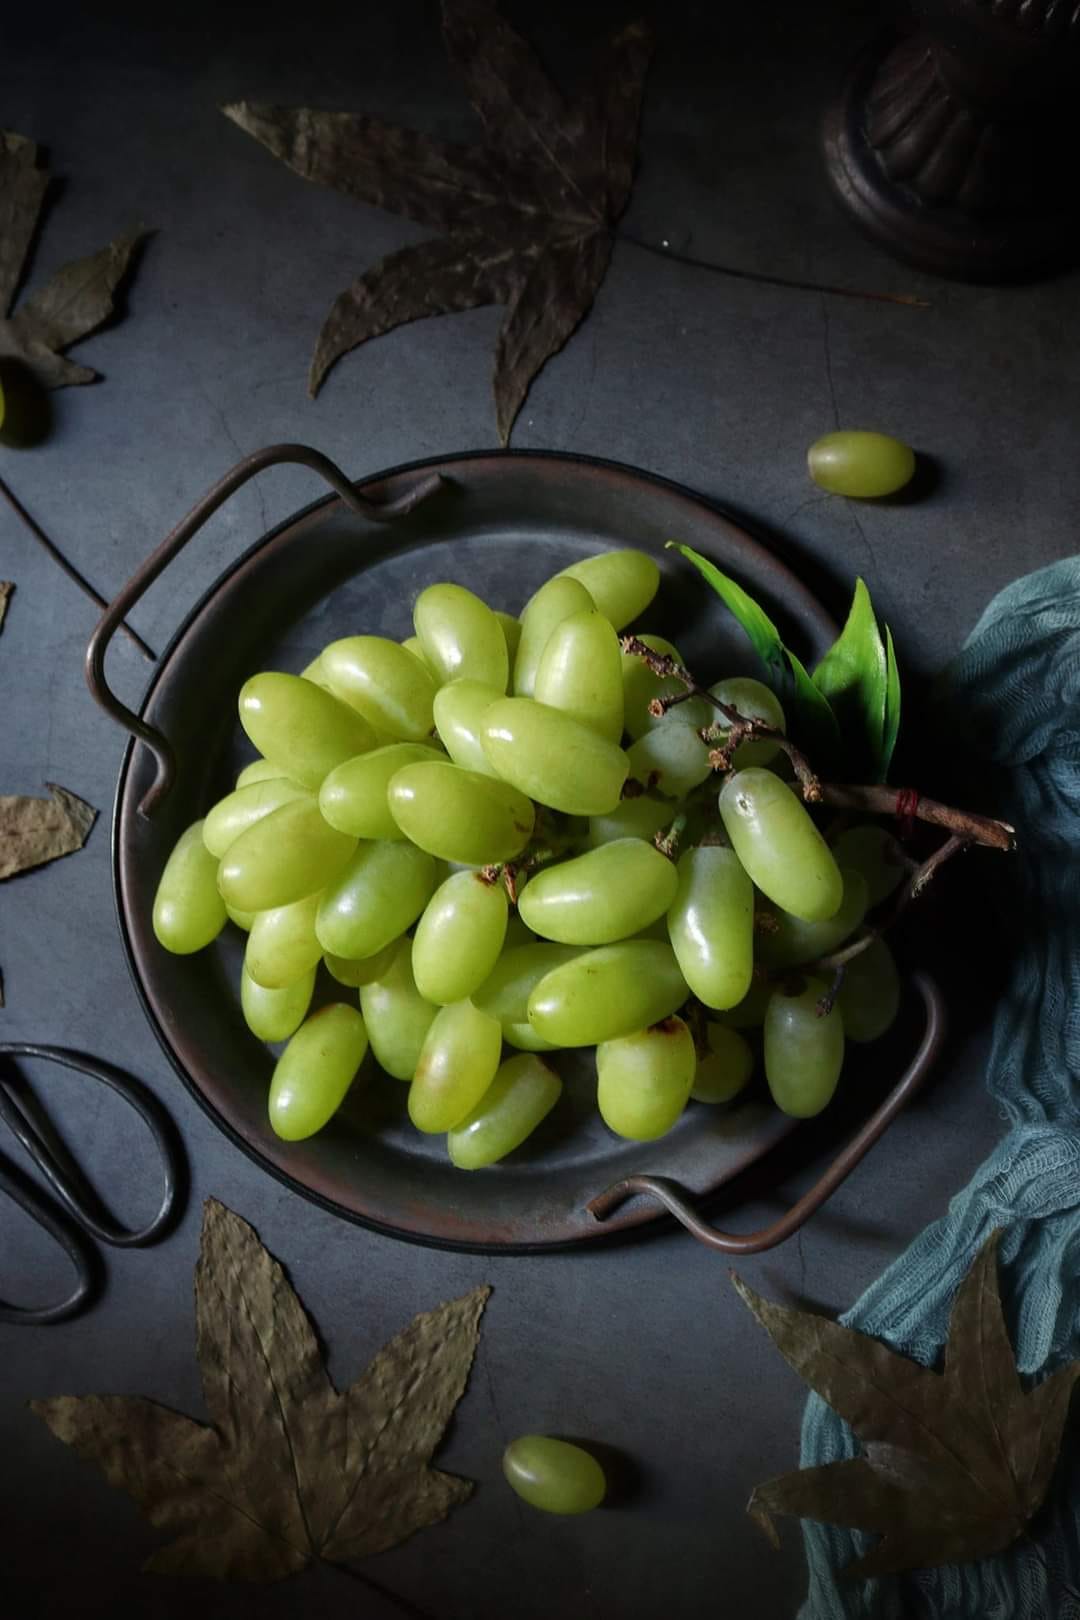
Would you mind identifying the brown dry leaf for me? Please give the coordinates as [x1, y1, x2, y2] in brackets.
[734, 1230, 1080, 1580]
[0, 783, 96, 880]
[0, 131, 145, 389]
[0, 580, 12, 632]
[223, 0, 652, 442]
[32, 1198, 490, 1581]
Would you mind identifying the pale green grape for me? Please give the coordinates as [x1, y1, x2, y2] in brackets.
[321, 635, 437, 740]
[241, 963, 315, 1043]
[597, 1016, 695, 1140]
[412, 870, 509, 1004]
[238, 672, 376, 788]
[714, 974, 773, 1029]
[323, 939, 401, 988]
[707, 677, 786, 768]
[587, 793, 676, 849]
[269, 1004, 369, 1140]
[691, 1023, 754, 1103]
[226, 903, 256, 931]
[388, 760, 535, 864]
[808, 430, 915, 498]
[513, 575, 594, 697]
[503, 1021, 560, 1053]
[474, 942, 582, 1030]
[626, 715, 711, 798]
[433, 680, 503, 776]
[316, 840, 436, 959]
[202, 778, 311, 858]
[359, 938, 439, 1080]
[502, 1436, 606, 1515]
[518, 838, 678, 944]
[667, 844, 754, 1010]
[534, 608, 624, 743]
[153, 820, 228, 954]
[620, 634, 712, 739]
[245, 892, 323, 988]
[448, 1053, 562, 1168]
[528, 941, 688, 1047]
[557, 548, 660, 629]
[217, 799, 356, 912]
[408, 1000, 503, 1133]
[718, 769, 843, 922]
[830, 824, 907, 907]
[235, 757, 288, 788]
[299, 654, 333, 691]
[764, 977, 845, 1116]
[481, 697, 629, 816]
[319, 742, 440, 840]
[400, 635, 436, 677]
[495, 610, 521, 665]
[837, 938, 900, 1042]
[414, 582, 509, 690]
[757, 867, 868, 968]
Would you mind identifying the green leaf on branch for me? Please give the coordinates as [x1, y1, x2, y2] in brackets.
[811, 577, 889, 781]
[883, 624, 901, 779]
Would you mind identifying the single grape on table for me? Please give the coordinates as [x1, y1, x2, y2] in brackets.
[152, 547, 906, 1165]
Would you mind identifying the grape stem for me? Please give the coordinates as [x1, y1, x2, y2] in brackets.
[818, 784, 1015, 852]
[654, 810, 689, 860]
[809, 834, 972, 975]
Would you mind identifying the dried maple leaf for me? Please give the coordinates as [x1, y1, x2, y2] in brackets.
[734, 1230, 1080, 1580]
[223, 0, 651, 442]
[32, 1199, 490, 1582]
[0, 782, 96, 880]
[0, 131, 144, 389]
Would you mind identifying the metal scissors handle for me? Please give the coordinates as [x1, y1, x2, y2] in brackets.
[0, 1043, 183, 1325]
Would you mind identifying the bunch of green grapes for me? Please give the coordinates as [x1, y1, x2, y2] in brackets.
[152, 550, 905, 1167]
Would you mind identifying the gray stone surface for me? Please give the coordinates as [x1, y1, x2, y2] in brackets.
[0, 2, 1067, 1617]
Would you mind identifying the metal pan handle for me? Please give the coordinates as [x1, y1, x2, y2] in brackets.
[586, 971, 945, 1255]
[84, 443, 445, 819]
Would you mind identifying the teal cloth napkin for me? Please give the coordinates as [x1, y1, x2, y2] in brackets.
[800, 558, 1080, 1619]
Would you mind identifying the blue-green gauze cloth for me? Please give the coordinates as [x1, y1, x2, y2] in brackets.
[800, 557, 1080, 1619]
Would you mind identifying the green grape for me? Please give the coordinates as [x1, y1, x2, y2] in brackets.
[238, 672, 376, 789]
[388, 760, 535, 864]
[502, 1436, 607, 1515]
[316, 840, 436, 959]
[448, 1053, 562, 1168]
[718, 769, 843, 923]
[597, 1016, 695, 1140]
[503, 1022, 560, 1053]
[433, 680, 504, 777]
[764, 977, 845, 1117]
[495, 610, 521, 665]
[202, 778, 312, 858]
[707, 677, 786, 768]
[666, 845, 754, 1010]
[518, 838, 678, 945]
[757, 867, 869, 968]
[714, 973, 773, 1029]
[587, 792, 676, 848]
[528, 941, 688, 1047]
[319, 742, 440, 839]
[481, 697, 629, 816]
[830, 824, 907, 907]
[217, 799, 356, 912]
[412, 870, 509, 1004]
[359, 938, 439, 1080]
[626, 716, 712, 798]
[153, 820, 228, 954]
[414, 582, 509, 690]
[323, 939, 401, 988]
[225, 903, 256, 931]
[534, 608, 624, 743]
[235, 757, 289, 788]
[557, 548, 660, 629]
[692, 1022, 754, 1103]
[400, 634, 436, 677]
[245, 892, 323, 988]
[408, 1000, 503, 1133]
[620, 634, 711, 739]
[268, 1004, 369, 1140]
[475, 942, 582, 1029]
[807, 430, 916, 498]
[513, 575, 594, 698]
[241, 963, 315, 1043]
[320, 635, 437, 740]
[837, 937, 900, 1042]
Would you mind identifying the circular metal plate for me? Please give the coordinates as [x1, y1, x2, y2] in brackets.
[114, 451, 840, 1250]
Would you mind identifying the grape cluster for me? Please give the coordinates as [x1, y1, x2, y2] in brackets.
[152, 550, 903, 1167]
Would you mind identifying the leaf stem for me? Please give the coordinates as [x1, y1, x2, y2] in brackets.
[322, 1558, 444, 1620]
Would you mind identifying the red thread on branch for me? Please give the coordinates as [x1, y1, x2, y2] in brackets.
[895, 787, 920, 840]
